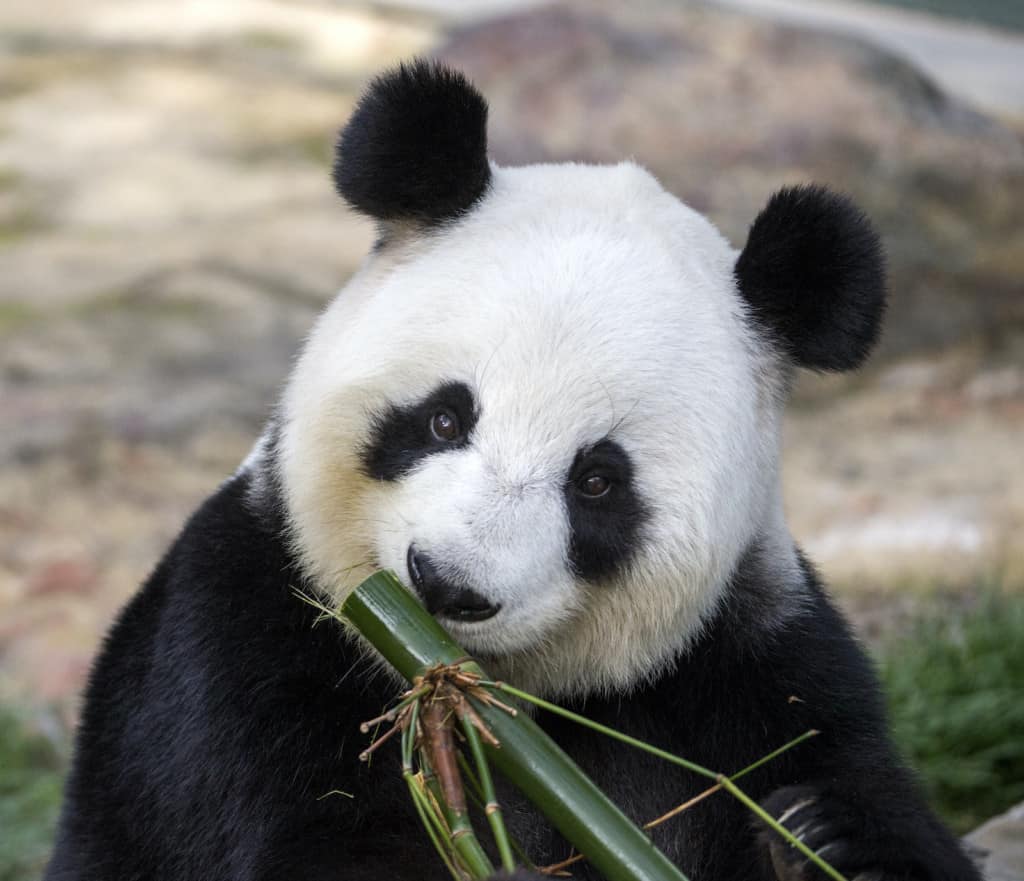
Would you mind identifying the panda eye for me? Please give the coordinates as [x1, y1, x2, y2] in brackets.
[429, 409, 461, 442]
[577, 472, 611, 498]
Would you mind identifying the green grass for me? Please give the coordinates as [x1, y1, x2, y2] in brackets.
[879, 592, 1024, 833]
[0, 709, 65, 881]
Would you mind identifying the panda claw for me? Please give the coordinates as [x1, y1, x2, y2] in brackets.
[760, 786, 866, 881]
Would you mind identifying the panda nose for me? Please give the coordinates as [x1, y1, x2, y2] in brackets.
[406, 546, 500, 622]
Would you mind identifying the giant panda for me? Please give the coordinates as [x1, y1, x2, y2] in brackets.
[46, 62, 980, 881]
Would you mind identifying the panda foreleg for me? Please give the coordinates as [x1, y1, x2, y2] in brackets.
[757, 776, 981, 881]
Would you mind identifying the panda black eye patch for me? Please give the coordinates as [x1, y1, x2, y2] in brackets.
[565, 439, 648, 582]
[360, 381, 478, 481]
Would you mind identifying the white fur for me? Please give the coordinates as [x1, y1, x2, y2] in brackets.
[277, 161, 786, 697]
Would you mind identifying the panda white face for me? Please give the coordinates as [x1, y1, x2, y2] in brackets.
[272, 62, 884, 696]
[278, 162, 780, 694]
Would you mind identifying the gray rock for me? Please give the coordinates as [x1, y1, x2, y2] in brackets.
[968, 802, 1024, 881]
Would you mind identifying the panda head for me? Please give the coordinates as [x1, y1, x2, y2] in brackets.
[276, 61, 885, 696]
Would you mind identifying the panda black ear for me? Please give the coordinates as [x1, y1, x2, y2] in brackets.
[332, 60, 491, 225]
[735, 185, 886, 372]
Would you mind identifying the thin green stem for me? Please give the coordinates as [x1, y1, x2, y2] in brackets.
[405, 772, 463, 881]
[730, 729, 820, 781]
[367, 685, 430, 734]
[716, 776, 849, 881]
[460, 714, 515, 872]
[402, 699, 421, 771]
[457, 753, 485, 802]
[488, 682, 718, 781]
[458, 753, 538, 872]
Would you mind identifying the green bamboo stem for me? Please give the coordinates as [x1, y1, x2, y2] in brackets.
[458, 714, 516, 872]
[342, 570, 690, 881]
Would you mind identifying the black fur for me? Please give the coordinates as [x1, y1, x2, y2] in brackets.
[735, 185, 887, 372]
[46, 474, 979, 881]
[360, 380, 478, 481]
[565, 439, 648, 582]
[333, 61, 491, 224]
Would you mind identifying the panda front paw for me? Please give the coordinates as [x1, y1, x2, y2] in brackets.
[758, 785, 901, 881]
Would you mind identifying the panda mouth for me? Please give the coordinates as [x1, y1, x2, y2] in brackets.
[438, 599, 501, 624]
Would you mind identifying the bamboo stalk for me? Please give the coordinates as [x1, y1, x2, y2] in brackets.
[342, 570, 690, 881]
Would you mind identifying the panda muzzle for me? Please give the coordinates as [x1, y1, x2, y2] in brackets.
[406, 546, 500, 622]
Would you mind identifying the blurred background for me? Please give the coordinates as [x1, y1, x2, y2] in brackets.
[1, 0, 1022, 878]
